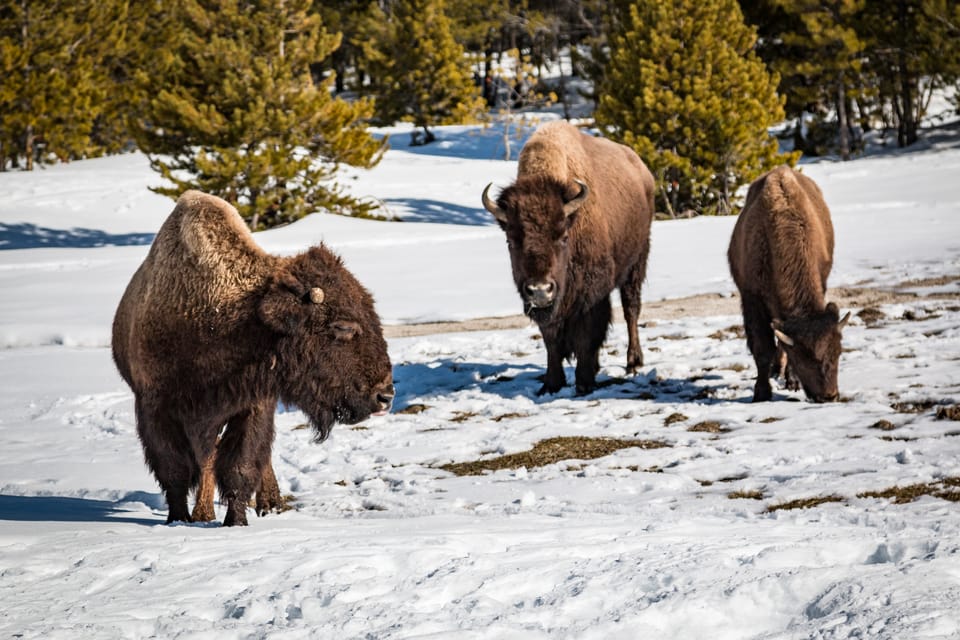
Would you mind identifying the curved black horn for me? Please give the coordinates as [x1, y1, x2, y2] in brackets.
[482, 183, 508, 223]
[563, 180, 589, 218]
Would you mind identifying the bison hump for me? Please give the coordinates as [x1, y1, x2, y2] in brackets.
[150, 191, 271, 307]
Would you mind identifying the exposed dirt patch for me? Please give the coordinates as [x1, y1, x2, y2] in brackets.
[891, 401, 939, 414]
[438, 436, 672, 476]
[870, 420, 897, 431]
[382, 279, 960, 338]
[857, 307, 886, 327]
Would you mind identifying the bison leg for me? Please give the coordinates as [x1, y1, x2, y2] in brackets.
[256, 463, 283, 516]
[741, 293, 776, 402]
[619, 260, 648, 373]
[538, 324, 568, 395]
[573, 299, 611, 395]
[215, 403, 275, 526]
[191, 448, 218, 522]
[135, 399, 196, 524]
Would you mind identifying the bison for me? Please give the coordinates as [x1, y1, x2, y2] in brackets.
[482, 121, 655, 395]
[727, 165, 849, 403]
[112, 191, 394, 526]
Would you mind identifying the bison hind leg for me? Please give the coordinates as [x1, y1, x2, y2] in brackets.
[255, 463, 284, 516]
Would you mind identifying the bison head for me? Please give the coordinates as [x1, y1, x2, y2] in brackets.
[483, 176, 589, 323]
[258, 246, 394, 441]
[772, 302, 850, 403]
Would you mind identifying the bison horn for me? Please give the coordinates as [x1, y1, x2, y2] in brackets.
[563, 180, 589, 218]
[772, 326, 795, 347]
[309, 287, 325, 304]
[838, 311, 851, 328]
[482, 183, 508, 224]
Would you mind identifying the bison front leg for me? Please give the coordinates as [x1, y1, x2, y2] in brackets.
[573, 299, 611, 395]
[538, 324, 567, 395]
[741, 293, 776, 402]
[215, 403, 275, 526]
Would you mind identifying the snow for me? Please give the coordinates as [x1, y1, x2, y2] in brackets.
[1, 117, 960, 639]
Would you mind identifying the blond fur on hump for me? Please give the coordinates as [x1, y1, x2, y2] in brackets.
[517, 120, 590, 185]
[153, 190, 274, 308]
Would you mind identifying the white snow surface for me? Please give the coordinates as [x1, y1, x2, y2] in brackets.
[1, 119, 960, 639]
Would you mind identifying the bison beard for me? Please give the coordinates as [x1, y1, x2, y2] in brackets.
[728, 166, 849, 403]
[112, 191, 394, 526]
[483, 121, 655, 395]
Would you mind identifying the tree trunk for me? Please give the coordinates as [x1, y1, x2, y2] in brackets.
[24, 124, 34, 171]
[837, 78, 850, 161]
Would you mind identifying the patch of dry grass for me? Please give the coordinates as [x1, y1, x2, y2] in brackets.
[765, 495, 845, 512]
[687, 421, 730, 434]
[728, 489, 764, 500]
[438, 436, 672, 477]
[858, 477, 960, 504]
[936, 405, 960, 421]
[891, 400, 938, 414]
[869, 420, 897, 431]
[664, 412, 688, 426]
[396, 403, 430, 415]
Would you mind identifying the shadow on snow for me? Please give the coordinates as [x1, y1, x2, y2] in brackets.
[392, 358, 748, 407]
[0, 223, 155, 250]
[0, 493, 163, 526]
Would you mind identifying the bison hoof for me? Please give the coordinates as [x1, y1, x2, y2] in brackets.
[752, 382, 773, 403]
[575, 382, 596, 396]
[536, 382, 563, 396]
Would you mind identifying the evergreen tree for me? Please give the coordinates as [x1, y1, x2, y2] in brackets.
[859, 0, 959, 147]
[0, 0, 126, 171]
[767, 0, 866, 159]
[362, 0, 485, 145]
[596, 0, 795, 216]
[131, 0, 386, 230]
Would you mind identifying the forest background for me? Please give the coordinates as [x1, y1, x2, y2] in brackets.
[2, 0, 959, 224]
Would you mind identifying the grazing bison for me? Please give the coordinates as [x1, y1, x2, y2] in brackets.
[112, 191, 394, 526]
[482, 121, 655, 394]
[727, 165, 849, 403]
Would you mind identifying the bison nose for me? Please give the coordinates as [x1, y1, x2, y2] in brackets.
[524, 279, 556, 307]
[376, 384, 395, 413]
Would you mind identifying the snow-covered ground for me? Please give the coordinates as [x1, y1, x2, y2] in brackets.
[1, 117, 959, 639]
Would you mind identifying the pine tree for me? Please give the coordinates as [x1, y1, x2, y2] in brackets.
[0, 0, 126, 171]
[361, 0, 485, 145]
[595, 0, 795, 216]
[131, 0, 386, 229]
[859, 0, 959, 147]
[768, 0, 866, 160]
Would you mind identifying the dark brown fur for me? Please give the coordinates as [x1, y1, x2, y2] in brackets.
[483, 121, 655, 394]
[112, 191, 394, 525]
[727, 166, 848, 402]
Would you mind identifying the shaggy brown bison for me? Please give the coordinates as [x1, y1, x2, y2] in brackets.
[112, 191, 394, 526]
[727, 165, 850, 403]
[482, 121, 655, 394]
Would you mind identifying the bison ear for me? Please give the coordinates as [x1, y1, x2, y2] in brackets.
[259, 272, 307, 334]
[331, 320, 362, 342]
